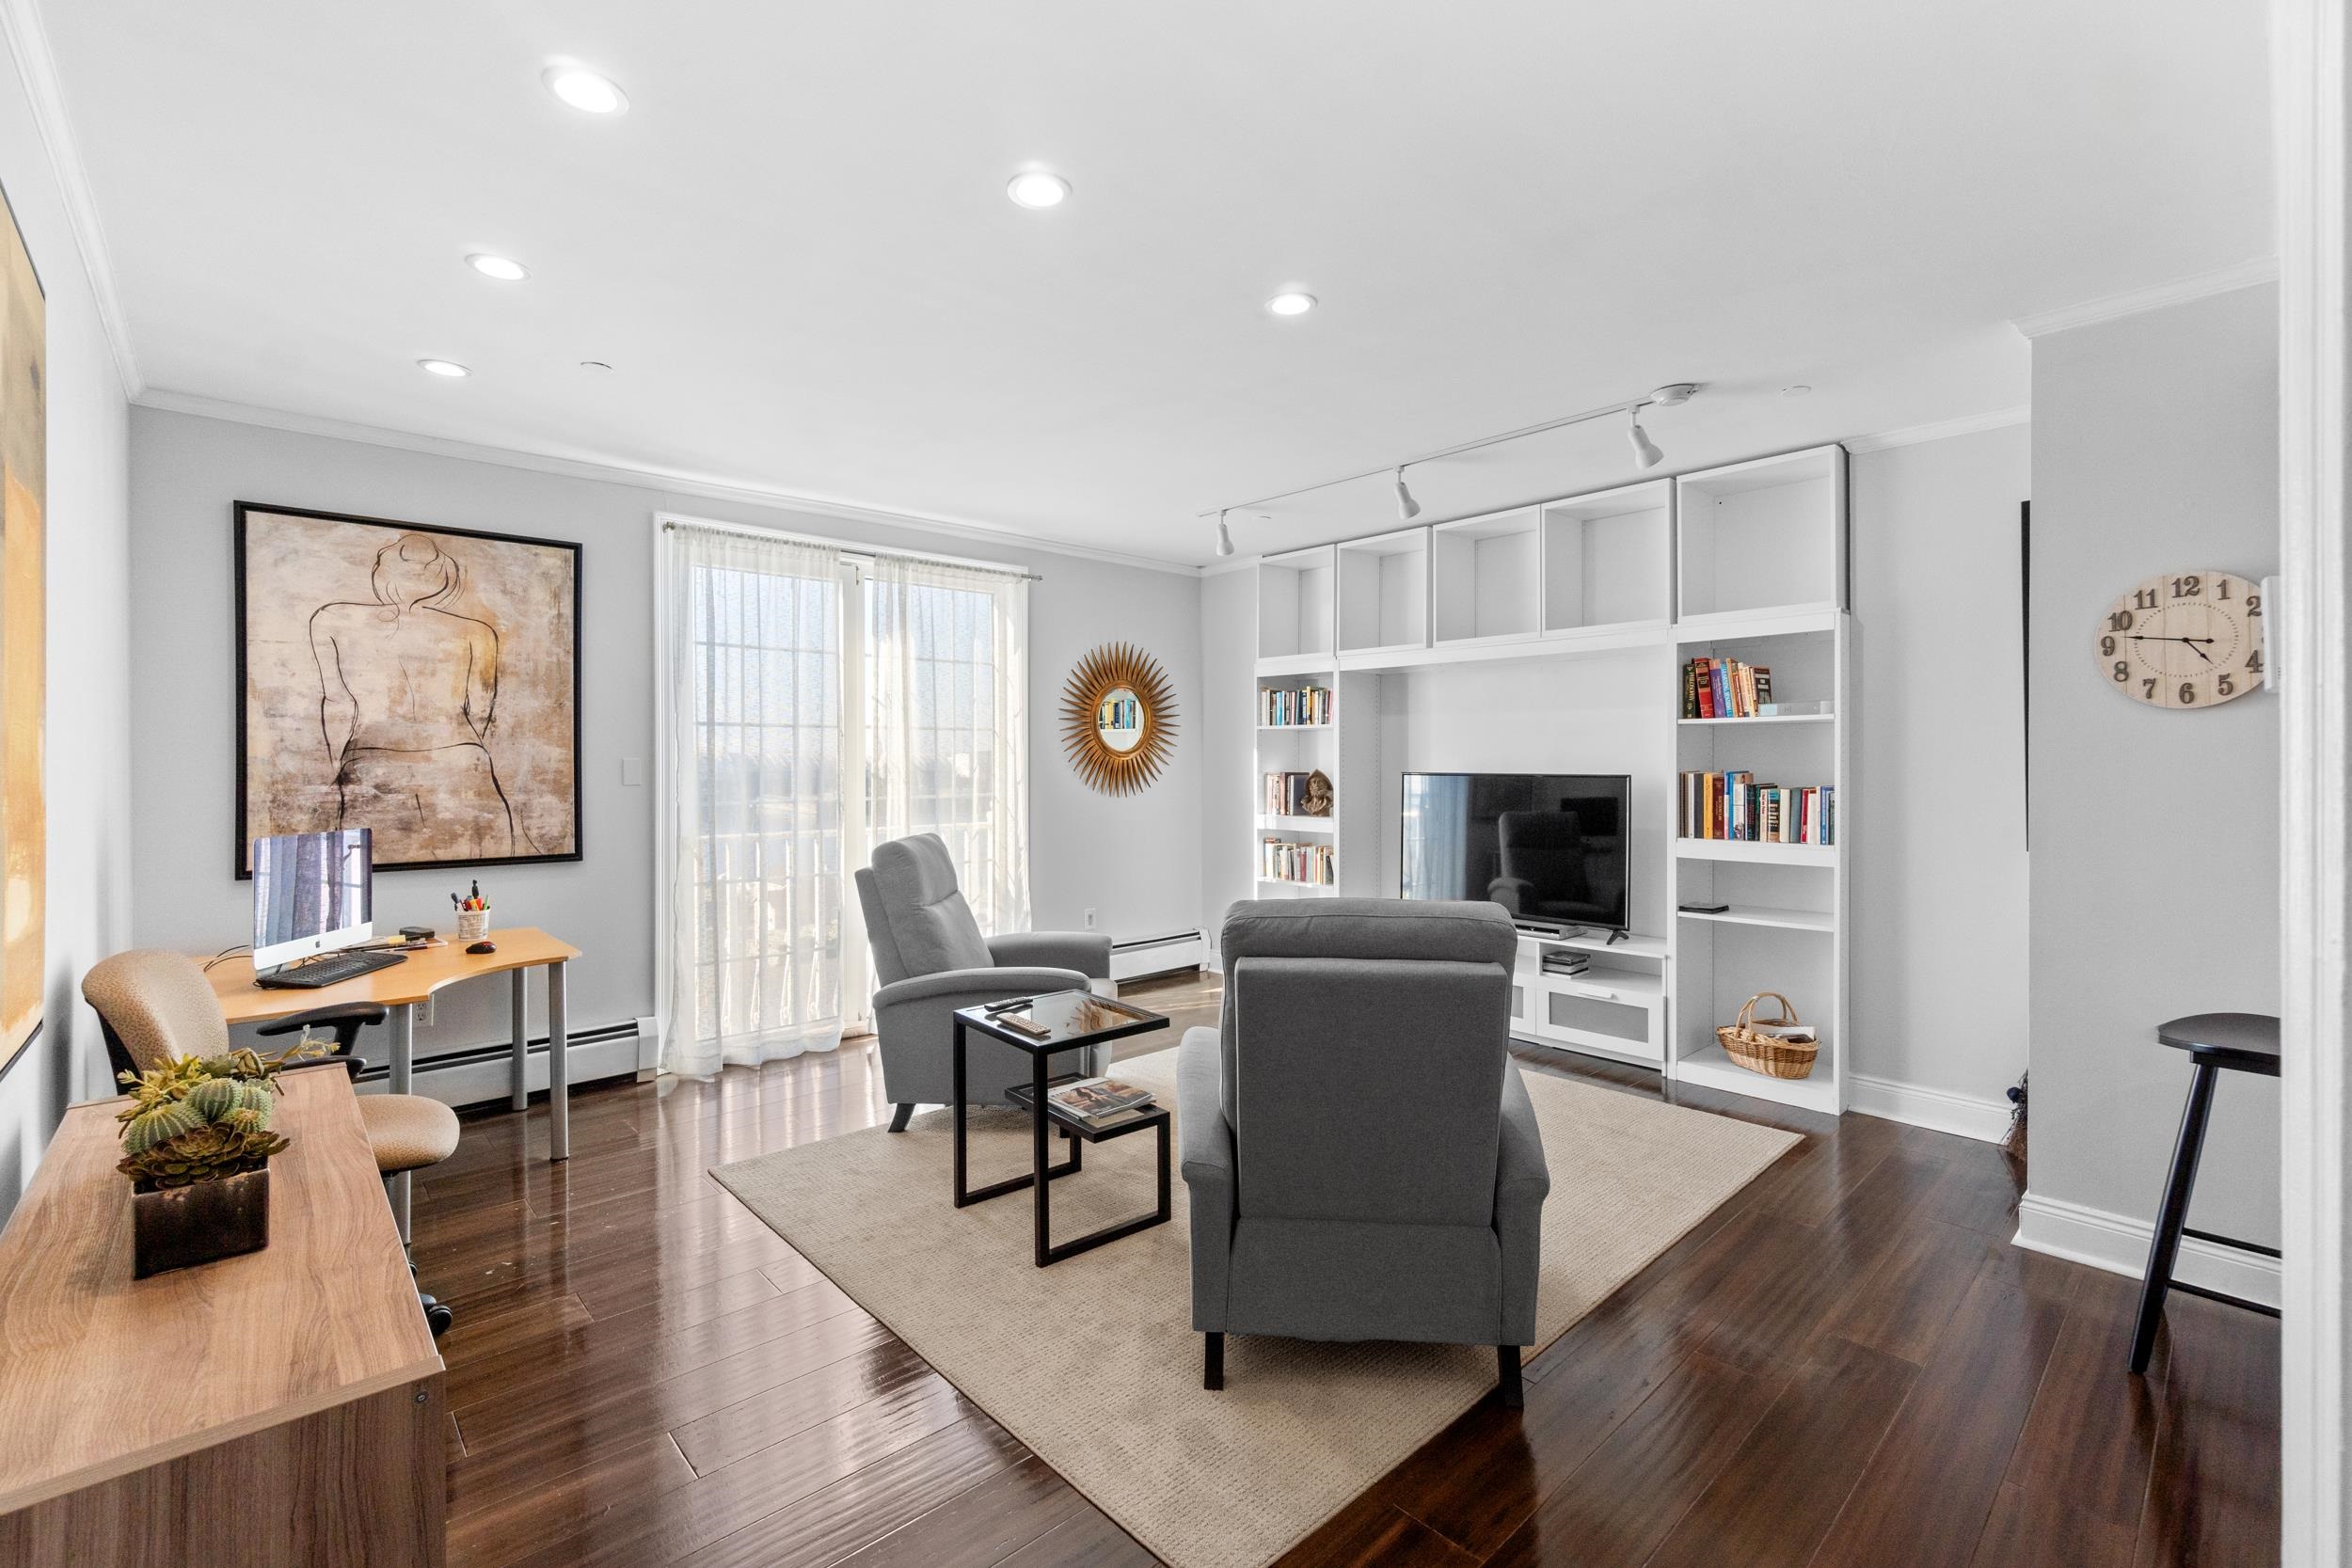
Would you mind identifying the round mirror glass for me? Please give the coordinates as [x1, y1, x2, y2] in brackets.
[1095, 685, 1145, 752]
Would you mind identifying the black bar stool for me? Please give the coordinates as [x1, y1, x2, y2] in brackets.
[2128, 1011, 2281, 1373]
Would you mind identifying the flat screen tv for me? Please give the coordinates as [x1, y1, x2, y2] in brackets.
[1401, 772, 1631, 934]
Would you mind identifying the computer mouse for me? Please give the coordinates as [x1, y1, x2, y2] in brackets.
[467, 940, 498, 955]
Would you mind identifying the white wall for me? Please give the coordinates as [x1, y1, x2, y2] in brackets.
[1847, 425, 2031, 1123]
[126, 407, 1201, 1069]
[0, 24, 135, 1221]
[2026, 284, 2280, 1250]
[1198, 565, 1254, 957]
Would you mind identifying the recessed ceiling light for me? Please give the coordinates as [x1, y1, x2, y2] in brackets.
[1781, 384, 1812, 398]
[1265, 291, 1318, 317]
[417, 358, 470, 378]
[543, 65, 628, 115]
[1006, 170, 1071, 209]
[467, 253, 530, 282]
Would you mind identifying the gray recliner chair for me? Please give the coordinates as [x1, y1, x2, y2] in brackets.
[855, 832, 1115, 1132]
[1180, 897, 1549, 1405]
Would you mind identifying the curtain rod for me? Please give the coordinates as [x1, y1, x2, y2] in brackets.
[661, 515, 1043, 582]
[1199, 385, 1695, 519]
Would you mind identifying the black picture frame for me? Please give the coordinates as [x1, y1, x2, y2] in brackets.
[231, 501, 584, 879]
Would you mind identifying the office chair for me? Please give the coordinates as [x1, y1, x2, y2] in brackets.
[81, 950, 461, 1338]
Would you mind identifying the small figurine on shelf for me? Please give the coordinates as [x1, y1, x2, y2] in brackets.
[1301, 769, 1335, 817]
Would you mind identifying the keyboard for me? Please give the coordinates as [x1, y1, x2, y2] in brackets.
[254, 948, 408, 990]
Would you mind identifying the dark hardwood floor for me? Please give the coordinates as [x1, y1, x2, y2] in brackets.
[417, 972, 2279, 1568]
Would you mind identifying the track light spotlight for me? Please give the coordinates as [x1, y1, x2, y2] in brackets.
[1627, 404, 1665, 469]
[1215, 510, 1236, 558]
[1393, 467, 1422, 521]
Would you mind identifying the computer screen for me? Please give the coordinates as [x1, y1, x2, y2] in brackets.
[252, 829, 373, 970]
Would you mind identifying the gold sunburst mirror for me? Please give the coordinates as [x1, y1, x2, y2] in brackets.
[1061, 642, 1179, 796]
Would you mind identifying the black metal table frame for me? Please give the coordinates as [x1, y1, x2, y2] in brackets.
[951, 1001, 1171, 1267]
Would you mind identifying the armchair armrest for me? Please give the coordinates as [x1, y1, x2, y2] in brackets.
[1495, 1061, 1549, 1344]
[1178, 1026, 1236, 1331]
[256, 1001, 386, 1079]
[871, 965, 1089, 1012]
[985, 930, 1112, 980]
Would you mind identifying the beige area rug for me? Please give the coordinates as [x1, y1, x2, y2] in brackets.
[711, 1050, 1798, 1568]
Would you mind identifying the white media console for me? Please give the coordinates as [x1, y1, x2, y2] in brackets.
[1248, 443, 1851, 1116]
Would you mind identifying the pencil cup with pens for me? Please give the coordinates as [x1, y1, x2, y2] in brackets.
[454, 881, 490, 942]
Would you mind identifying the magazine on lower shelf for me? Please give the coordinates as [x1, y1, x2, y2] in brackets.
[1008, 1073, 1159, 1127]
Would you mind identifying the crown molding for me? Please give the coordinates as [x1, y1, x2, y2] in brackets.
[2010, 255, 2280, 340]
[1844, 404, 2030, 453]
[134, 388, 1205, 578]
[0, 0, 140, 396]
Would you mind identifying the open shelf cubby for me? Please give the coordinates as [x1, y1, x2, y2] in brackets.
[1676, 444, 1847, 625]
[1431, 507, 1541, 645]
[1541, 480, 1673, 638]
[1258, 545, 1337, 662]
[1337, 527, 1429, 654]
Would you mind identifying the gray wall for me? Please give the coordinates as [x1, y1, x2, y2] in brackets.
[127, 407, 1202, 1066]
[0, 25, 135, 1222]
[2027, 283, 2280, 1243]
[1198, 566, 1254, 952]
[1849, 425, 2032, 1108]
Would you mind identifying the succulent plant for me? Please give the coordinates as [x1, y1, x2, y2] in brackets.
[114, 1033, 325, 1189]
[117, 1122, 289, 1189]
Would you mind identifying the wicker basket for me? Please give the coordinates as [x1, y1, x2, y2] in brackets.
[1717, 992, 1820, 1080]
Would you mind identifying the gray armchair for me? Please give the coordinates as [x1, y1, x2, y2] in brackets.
[854, 833, 1114, 1131]
[1180, 897, 1549, 1405]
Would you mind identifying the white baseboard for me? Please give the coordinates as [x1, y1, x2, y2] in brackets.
[1111, 930, 1206, 982]
[366, 1024, 644, 1111]
[2014, 1188, 2281, 1311]
[1848, 1072, 2013, 1144]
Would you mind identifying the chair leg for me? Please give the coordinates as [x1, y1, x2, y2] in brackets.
[888, 1102, 915, 1133]
[1204, 1331, 1225, 1391]
[1498, 1344, 1523, 1408]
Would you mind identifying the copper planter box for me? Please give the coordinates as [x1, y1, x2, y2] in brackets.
[132, 1165, 271, 1277]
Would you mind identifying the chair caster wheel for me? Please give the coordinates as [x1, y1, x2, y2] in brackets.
[424, 1301, 453, 1338]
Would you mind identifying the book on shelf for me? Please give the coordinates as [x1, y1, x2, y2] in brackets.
[1260, 837, 1335, 885]
[1046, 1076, 1156, 1124]
[1677, 770, 1835, 846]
[1259, 685, 1332, 726]
[1682, 657, 1804, 720]
[1540, 953, 1590, 975]
[1261, 771, 1332, 817]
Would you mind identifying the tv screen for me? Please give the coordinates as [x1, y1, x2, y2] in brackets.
[1401, 772, 1630, 932]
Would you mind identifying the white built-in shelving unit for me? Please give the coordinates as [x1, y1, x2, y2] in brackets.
[1244, 443, 1851, 1115]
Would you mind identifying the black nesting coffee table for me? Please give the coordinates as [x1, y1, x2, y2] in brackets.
[951, 990, 1170, 1267]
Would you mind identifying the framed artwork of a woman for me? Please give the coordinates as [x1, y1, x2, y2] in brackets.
[233, 503, 582, 875]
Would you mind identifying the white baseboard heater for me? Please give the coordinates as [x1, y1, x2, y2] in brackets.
[1111, 929, 1207, 983]
[346, 1019, 650, 1111]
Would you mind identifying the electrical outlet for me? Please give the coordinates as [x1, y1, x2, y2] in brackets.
[421, 995, 434, 1028]
[1084, 908, 1097, 929]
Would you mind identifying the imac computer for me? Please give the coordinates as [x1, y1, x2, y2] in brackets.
[252, 828, 384, 980]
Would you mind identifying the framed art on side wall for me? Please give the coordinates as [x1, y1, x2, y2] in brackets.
[233, 503, 582, 875]
[0, 182, 45, 1076]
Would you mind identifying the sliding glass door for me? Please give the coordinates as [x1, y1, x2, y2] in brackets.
[661, 520, 1029, 1069]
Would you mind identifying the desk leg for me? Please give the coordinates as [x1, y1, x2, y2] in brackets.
[390, 1003, 415, 1243]
[548, 960, 570, 1162]
[510, 969, 530, 1113]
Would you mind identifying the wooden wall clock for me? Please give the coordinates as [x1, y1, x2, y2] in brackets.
[2095, 568, 2265, 709]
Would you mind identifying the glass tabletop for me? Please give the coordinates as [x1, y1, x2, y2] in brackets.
[955, 989, 1167, 1047]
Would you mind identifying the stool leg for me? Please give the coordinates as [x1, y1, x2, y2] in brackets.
[2129, 1061, 2219, 1373]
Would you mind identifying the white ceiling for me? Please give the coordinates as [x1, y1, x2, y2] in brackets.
[44, 2, 2270, 565]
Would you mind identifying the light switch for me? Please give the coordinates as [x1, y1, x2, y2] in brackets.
[620, 757, 646, 787]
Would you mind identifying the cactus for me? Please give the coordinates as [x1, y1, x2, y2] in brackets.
[122, 1099, 203, 1154]
[113, 1034, 324, 1189]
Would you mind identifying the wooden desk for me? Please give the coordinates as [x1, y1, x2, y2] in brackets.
[0, 1069, 446, 1566]
[210, 927, 581, 1236]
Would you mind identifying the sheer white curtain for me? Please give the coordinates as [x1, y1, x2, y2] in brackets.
[662, 523, 848, 1076]
[863, 554, 1031, 937]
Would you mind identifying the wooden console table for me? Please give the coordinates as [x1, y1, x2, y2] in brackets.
[0, 1068, 445, 1566]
